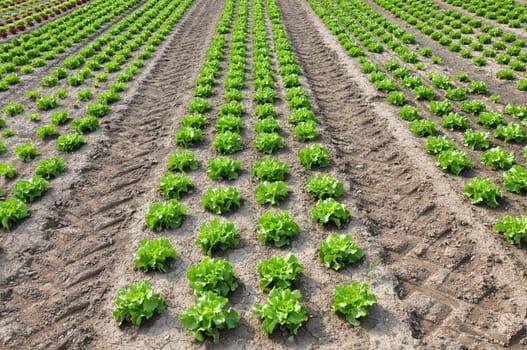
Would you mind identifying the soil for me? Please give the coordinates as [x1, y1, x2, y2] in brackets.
[1, 0, 527, 349]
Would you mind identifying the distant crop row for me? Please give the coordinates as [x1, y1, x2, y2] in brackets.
[0, 0, 90, 36]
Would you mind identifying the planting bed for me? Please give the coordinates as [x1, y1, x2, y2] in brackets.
[0, 0, 526, 348]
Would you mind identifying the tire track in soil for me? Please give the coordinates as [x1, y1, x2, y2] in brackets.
[0, 0, 223, 349]
[278, 0, 527, 348]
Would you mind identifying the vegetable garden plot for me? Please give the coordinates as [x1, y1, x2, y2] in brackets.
[1, 0, 527, 348]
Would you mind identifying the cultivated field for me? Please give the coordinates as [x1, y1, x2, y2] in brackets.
[0, 0, 526, 349]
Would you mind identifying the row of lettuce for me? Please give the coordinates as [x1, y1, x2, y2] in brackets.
[0, 0, 194, 229]
[307, 0, 527, 245]
[0, 0, 91, 36]
[374, 0, 527, 84]
[112, 0, 378, 342]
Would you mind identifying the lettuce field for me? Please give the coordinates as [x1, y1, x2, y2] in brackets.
[1, 0, 527, 348]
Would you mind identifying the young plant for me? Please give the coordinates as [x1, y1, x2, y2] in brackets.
[26, 89, 39, 101]
[463, 176, 502, 208]
[133, 237, 176, 272]
[254, 181, 288, 205]
[413, 86, 435, 101]
[112, 279, 164, 326]
[496, 69, 514, 80]
[1, 129, 13, 137]
[257, 210, 299, 247]
[298, 144, 330, 169]
[207, 156, 241, 180]
[3, 101, 24, 116]
[35, 157, 64, 179]
[477, 111, 503, 128]
[386, 91, 405, 106]
[467, 80, 487, 94]
[428, 100, 451, 116]
[409, 119, 436, 137]
[201, 186, 241, 214]
[180, 113, 207, 129]
[258, 253, 304, 290]
[0, 197, 29, 231]
[187, 97, 212, 113]
[187, 256, 238, 297]
[480, 147, 515, 170]
[71, 116, 99, 134]
[212, 131, 243, 154]
[77, 88, 93, 101]
[442, 113, 469, 131]
[293, 121, 318, 141]
[195, 218, 239, 255]
[157, 172, 192, 199]
[180, 291, 238, 342]
[398, 105, 420, 121]
[252, 132, 284, 154]
[0, 162, 16, 178]
[460, 100, 486, 115]
[319, 233, 364, 270]
[505, 103, 527, 119]
[54, 88, 67, 99]
[215, 115, 244, 133]
[254, 117, 280, 134]
[331, 282, 377, 326]
[310, 198, 350, 228]
[166, 150, 199, 172]
[445, 87, 466, 101]
[36, 95, 58, 110]
[40, 75, 58, 87]
[424, 135, 455, 154]
[255, 103, 277, 119]
[305, 174, 344, 200]
[493, 215, 527, 245]
[436, 150, 473, 175]
[144, 199, 186, 231]
[461, 129, 490, 150]
[12, 175, 49, 202]
[219, 101, 243, 117]
[56, 134, 84, 152]
[27, 113, 40, 121]
[502, 165, 527, 194]
[253, 288, 308, 336]
[51, 110, 69, 125]
[174, 127, 203, 147]
[14, 143, 40, 162]
[288, 108, 315, 124]
[495, 122, 526, 143]
[86, 102, 109, 118]
[252, 156, 288, 181]
[375, 79, 396, 92]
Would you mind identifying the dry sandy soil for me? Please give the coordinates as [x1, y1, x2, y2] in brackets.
[1, 0, 527, 349]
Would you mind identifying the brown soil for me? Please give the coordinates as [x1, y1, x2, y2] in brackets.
[1, 0, 527, 349]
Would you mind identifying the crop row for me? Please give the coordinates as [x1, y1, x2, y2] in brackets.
[441, 0, 527, 29]
[0, 0, 194, 230]
[0, 0, 140, 86]
[374, 0, 527, 84]
[307, 0, 527, 245]
[0, 0, 89, 36]
[112, 0, 377, 342]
